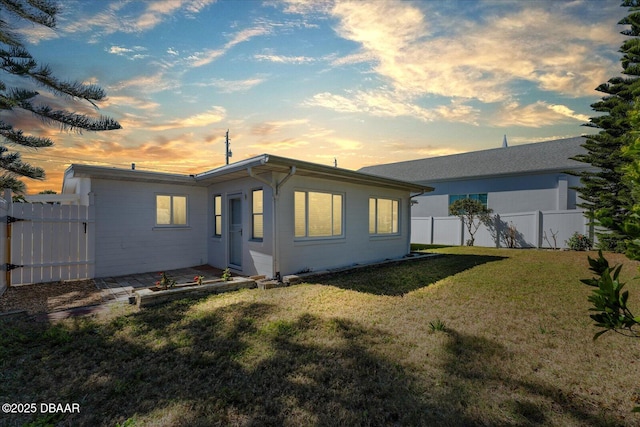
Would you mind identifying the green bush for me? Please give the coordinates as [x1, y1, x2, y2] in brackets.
[566, 232, 593, 251]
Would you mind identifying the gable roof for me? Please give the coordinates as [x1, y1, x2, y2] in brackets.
[359, 137, 591, 184]
[65, 153, 433, 193]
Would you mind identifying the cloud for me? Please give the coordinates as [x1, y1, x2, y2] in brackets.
[305, 88, 479, 124]
[107, 45, 148, 60]
[249, 138, 310, 150]
[494, 101, 589, 127]
[62, 0, 217, 39]
[251, 119, 309, 136]
[293, 0, 623, 123]
[254, 54, 316, 64]
[195, 78, 266, 93]
[190, 25, 272, 67]
[148, 107, 226, 131]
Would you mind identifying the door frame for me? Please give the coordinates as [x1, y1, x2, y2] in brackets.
[227, 193, 243, 269]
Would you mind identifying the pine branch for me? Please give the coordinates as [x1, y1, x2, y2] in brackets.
[1, 0, 57, 28]
[0, 121, 53, 148]
[0, 147, 45, 179]
[22, 104, 122, 132]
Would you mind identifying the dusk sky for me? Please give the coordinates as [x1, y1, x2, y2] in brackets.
[5, 0, 628, 193]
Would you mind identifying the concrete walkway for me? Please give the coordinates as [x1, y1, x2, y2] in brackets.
[19, 266, 227, 322]
[95, 265, 225, 304]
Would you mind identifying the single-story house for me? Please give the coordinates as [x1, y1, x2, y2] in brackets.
[359, 136, 591, 217]
[62, 154, 432, 279]
[359, 137, 597, 248]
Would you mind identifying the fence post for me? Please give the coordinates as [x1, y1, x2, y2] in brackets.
[0, 190, 8, 295]
[535, 210, 543, 248]
[495, 214, 501, 248]
[430, 216, 434, 245]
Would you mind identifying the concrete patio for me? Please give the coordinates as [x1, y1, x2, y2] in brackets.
[95, 265, 227, 304]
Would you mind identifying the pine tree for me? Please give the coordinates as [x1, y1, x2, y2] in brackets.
[0, 0, 120, 193]
[571, 0, 640, 251]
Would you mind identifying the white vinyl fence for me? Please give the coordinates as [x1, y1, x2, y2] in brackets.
[0, 191, 94, 293]
[412, 209, 591, 249]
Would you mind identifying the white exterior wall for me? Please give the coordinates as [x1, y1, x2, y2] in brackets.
[90, 179, 208, 277]
[207, 176, 274, 277]
[411, 172, 582, 217]
[275, 175, 411, 276]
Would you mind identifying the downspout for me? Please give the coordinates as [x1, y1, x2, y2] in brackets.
[247, 166, 296, 280]
[408, 190, 426, 254]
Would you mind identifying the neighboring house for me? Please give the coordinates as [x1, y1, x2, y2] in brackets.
[360, 137, 596, 248]
[360, 137, 590, 217]
[62, 154, 431, 279]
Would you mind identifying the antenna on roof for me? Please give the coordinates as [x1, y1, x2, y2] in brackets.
[225, 130, 232, 165]
[502, 134, 508, 148]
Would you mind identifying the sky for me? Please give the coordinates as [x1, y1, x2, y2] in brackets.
[3, 0, 630, 193]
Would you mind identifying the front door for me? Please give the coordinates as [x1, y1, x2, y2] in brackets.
[228, 195, 242, 268]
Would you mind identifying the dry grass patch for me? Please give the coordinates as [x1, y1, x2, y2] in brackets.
[1, 248, 639, 426]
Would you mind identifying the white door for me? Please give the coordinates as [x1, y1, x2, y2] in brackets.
[229, 196, 242, 268]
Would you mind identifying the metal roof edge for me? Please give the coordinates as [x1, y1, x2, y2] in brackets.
[66, 164, 198, 185]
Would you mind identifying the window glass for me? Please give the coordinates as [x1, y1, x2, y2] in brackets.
[156, 195, 187, 226]
[370, 197, 399, 235]
[294, 191, 306, 237]
[214, 195, 222, 236]
[156, 195, 171, 225]
[252, 189, 264, 239]
[295, 190, 343, 238]
[369, 198, 376, 234]
[308, 192, 332, 236]
[172, 196, 187, 225]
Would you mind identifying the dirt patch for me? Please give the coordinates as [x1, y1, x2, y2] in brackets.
[0, 280, 103, 315]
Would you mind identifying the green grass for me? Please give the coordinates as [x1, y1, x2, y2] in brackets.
[1, 247, 640, 426]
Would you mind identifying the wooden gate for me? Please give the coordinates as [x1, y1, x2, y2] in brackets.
[2, 196, 95, 286]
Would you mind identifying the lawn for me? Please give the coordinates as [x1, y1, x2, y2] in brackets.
[1, 247, 639, 426]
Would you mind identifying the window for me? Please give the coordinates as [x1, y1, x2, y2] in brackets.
[294, 190, 343, 238]
[449, 193, 488, 210]
[252, 189, 264, 239]
[369, 197, 399, 235]
[213, 195, 222, 236]
[156, 195, 187, 226]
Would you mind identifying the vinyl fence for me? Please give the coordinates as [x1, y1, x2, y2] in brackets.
[412, 209, 591, 249]
[0, 191, 94, 294]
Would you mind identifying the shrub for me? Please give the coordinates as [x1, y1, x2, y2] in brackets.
[566, 232, 593, 251]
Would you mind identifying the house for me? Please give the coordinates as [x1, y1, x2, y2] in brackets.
[62, 154, 432, 279]
[360, 136, 590, 217]
[359, 137, 596, 248]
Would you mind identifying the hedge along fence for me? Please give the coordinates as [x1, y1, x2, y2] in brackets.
[411, 209, 592, 249]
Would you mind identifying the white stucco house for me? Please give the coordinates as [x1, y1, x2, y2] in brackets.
[62, 154, 432, 279]
[359, 137, 597, 248]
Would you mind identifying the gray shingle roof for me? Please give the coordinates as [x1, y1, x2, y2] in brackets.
[359, 137, 590, 184]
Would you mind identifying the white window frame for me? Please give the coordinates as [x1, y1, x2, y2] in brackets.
[369, 197, 399, 235]
[156, 194, 188, 227]
[213, 194, 222, 237]
[294, 189, 344, 239]
[252, 188, 264, 240]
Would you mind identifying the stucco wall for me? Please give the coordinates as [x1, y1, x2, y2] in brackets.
[207, 176, 274, 277]
[275, 175, 411, 276]
[90, 179, 208, 277]
[411, 172, 582, 217]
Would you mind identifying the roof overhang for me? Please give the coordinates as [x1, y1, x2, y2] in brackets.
[65, 164, 201, 186]
[194, 154, 433, 192]
[64, 154, 433, 193]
